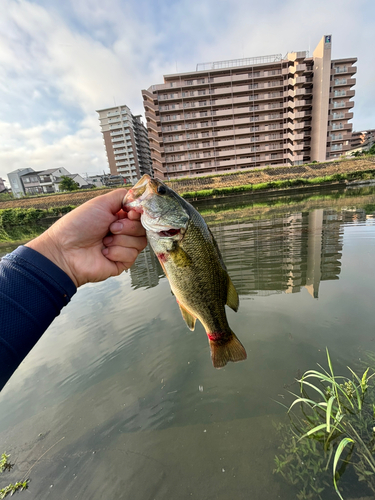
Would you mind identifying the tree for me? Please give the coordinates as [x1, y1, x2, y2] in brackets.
[59, 176, 79, 192]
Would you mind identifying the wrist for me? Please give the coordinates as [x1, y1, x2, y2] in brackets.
[25, 230, 79, 288]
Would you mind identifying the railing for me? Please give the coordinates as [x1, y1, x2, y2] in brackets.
[196, 54, 282, 71]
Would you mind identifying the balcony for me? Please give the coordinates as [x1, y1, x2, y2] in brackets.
[110, 131, 123, 137]
[295, 64, 307, 73]
[107, 111, 120, 118]
[295, 111, 311, 119]
[112, 137, 125, 142]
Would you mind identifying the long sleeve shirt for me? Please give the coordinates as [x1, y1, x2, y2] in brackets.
[0, 246, 76, 390]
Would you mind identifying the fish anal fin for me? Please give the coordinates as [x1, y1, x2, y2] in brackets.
[178, 303, 196, 331]
[226, 277, 239, 312]
[208, 331, 246, 369]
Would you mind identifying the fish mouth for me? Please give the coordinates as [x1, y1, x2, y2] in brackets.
[123, 175, 152, 212]
[158, 228, 181, 238]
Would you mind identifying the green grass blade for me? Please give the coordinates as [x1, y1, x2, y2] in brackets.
[346, 366, 361, 386]
[333, 438, 354, 499]
[299, 423, 328, 440]
[288, 397, 328, 413]
[326, 395, 336, 433]
[298, 379, 327, 400]
[326, 348, 335, 378]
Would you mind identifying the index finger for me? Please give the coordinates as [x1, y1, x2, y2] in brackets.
[109, 217, 146, 237]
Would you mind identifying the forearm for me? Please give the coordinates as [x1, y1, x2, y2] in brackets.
[0, 246, 76, 390]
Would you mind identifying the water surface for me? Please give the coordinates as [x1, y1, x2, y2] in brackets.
[1, 186, 375, 499]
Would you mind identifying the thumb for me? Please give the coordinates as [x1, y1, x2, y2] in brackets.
[99, 188, 128, 215]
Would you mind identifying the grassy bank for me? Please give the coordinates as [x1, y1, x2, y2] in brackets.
[181, 169, 375, 200]
[0, 206, 76, 244]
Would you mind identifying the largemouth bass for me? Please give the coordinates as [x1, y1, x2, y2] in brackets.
[123, 175, 247, 368]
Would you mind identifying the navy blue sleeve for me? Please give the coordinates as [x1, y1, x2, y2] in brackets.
[0, 246, 76, 390]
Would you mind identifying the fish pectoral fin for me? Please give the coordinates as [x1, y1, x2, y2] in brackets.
[170, 245, 192, 267]
[208, 331, 247, 369]
[178, 303, 196, 331]
[226, 277, 239, 312]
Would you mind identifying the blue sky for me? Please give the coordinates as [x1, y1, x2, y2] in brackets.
[0, 0, 374, 184]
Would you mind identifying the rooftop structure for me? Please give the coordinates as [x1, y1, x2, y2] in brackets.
[142, 35, 356, 180]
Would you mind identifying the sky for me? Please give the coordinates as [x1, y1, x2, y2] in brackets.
[0, 0, 374, 186]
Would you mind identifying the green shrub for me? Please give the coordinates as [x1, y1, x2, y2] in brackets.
[0, 206, 76, 227]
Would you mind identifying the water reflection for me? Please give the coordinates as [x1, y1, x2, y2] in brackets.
[131, 206, 371, 299]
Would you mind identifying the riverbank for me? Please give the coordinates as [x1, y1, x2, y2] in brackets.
[168, 156, 375, 200]
[0, 157, 374, 210]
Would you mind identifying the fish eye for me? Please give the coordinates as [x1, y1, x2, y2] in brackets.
[157, 185, 167, 195]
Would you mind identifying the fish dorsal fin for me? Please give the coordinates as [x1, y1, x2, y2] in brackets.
[178, 303, 196, 331]
[226, 276, 239, 312]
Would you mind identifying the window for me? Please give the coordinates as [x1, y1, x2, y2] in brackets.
[190, 91, 195, 96]
[333, 101, 345, 108]
[200, 111, 208, 117]
[335, 66, 347, 74]
[199, 101, 207, 106]
[200, 121, 209, 127]
[185, 80, 193, 86]
[197, 78, 205, 84]
[198, 90, 206, 95]
[248, 83, 258, 90]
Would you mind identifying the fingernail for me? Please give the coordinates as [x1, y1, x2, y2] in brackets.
[102, 248, 109, 255]
[110, 222, 123, 233]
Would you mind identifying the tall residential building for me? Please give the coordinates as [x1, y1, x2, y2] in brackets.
[142, 35, 356, 180]
[96, 105, 153, 184]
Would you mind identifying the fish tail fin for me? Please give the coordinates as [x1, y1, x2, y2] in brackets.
[208, 331, 247, 369]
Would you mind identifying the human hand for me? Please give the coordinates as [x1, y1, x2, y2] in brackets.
[26, 188, 147, 287]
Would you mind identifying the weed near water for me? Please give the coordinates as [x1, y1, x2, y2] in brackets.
[274, 349, 375, 500]
[0, 453, 29, 499]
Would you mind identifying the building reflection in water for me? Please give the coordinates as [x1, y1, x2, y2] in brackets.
[129, 207, 370, 298]
[129, 243, 164, 290]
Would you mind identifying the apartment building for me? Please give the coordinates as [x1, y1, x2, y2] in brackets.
[142, 35, 356, 180]
[350, 129, 375, 150]
[96, 105, 153, 184]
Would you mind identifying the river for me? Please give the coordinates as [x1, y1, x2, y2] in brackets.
[1, 185, 375, 499]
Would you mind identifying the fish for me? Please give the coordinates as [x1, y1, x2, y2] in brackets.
[123, 175, 247, 369]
